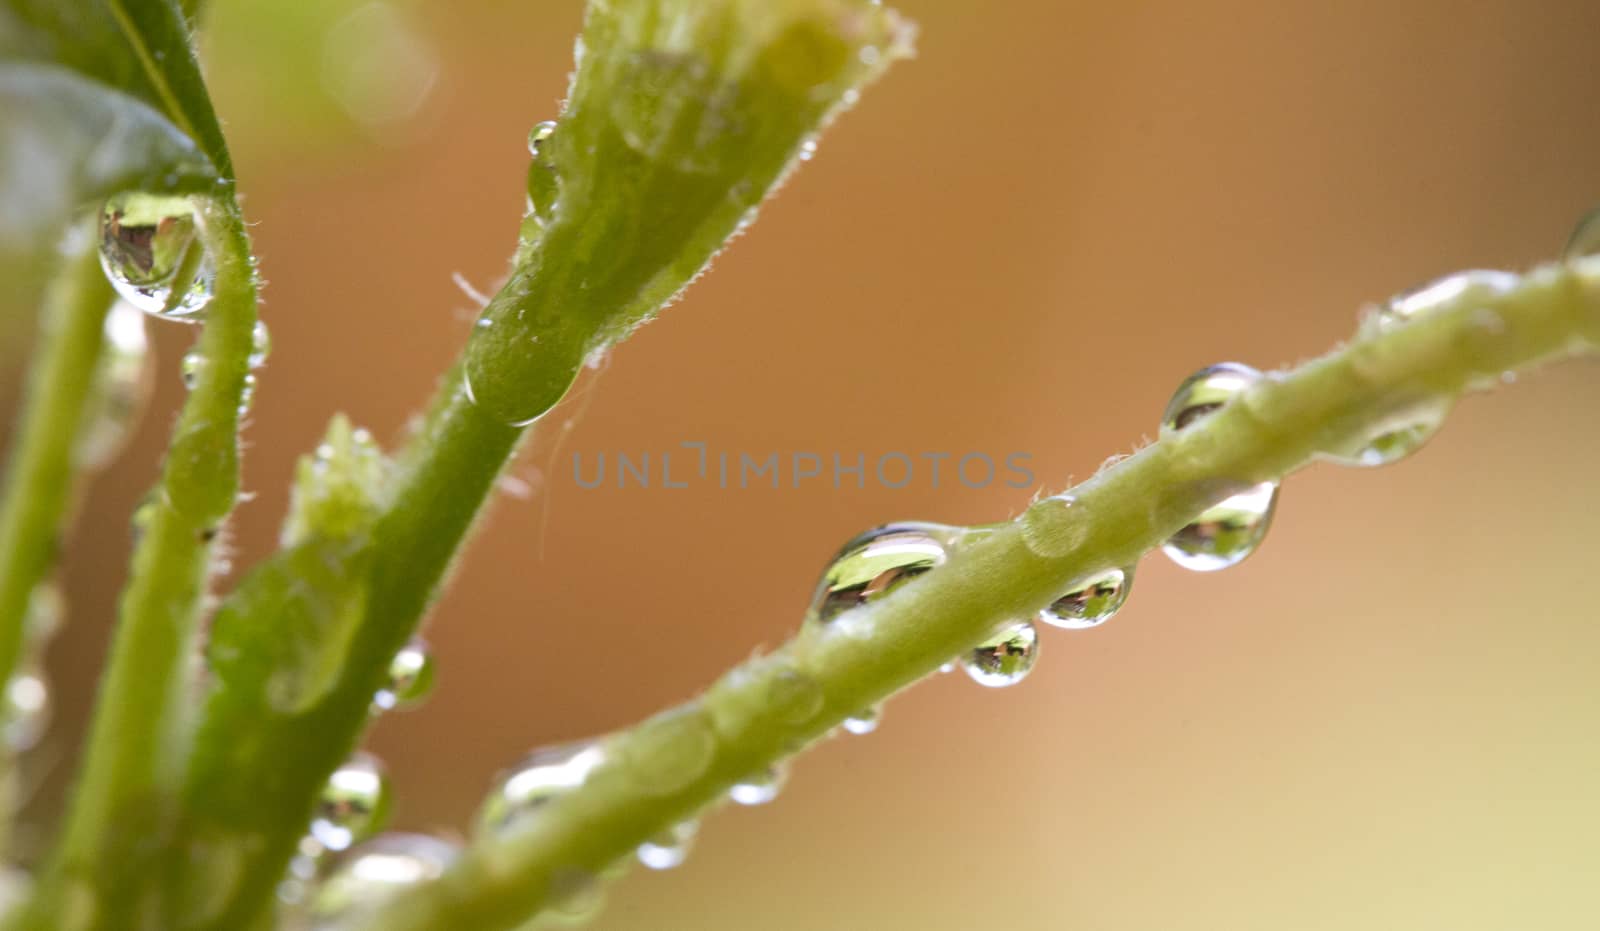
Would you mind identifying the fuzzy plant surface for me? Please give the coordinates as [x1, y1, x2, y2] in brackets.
[0, 1, 1597, 930]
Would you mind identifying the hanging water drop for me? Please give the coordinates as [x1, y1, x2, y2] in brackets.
[841, 706, 881, 736]
[76, 300, 153, 470]
[960, 622, 1039, 688]
[303, 833, 459, 928]
[525, 120, 561, 229]
[24, 582, 64, 645]
[1372, 270, 1517, 333]
[1160, 362, 1262, 434]
[808, 522, 962, 626]
[1159, 362, 1281, 571]
[3, 668, 50, 752]
[797, 137, 818, 161]
[1320, 399, 1452, 468]
[249, 320, 272, 368]
[373, 639, 436, 712]
[97, 192, 214, 321]
[1038, 566, 1133, 630]
[1162, 481, 1278, 572]
[181, 352, 205, 390]
[310, 752, 393, 853]
[636, 820, 698, 870]
[729, 764, 787, 806]
[238, 373, 258, 415]
[477, 740, 606, 837]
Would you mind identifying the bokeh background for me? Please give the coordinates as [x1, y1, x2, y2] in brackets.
[4, 0, 1600, 928]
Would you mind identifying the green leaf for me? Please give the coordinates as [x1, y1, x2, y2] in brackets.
[0, 0, 232, 256]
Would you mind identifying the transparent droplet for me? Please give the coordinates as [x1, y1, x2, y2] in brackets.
[729, 764, 787, 806]
[960, 622, 1039, 688]
[797, 137, 818, 161]
[1161, 362, 1262, 434]
[1564, 207, 1600, 260]
[1321, 397, 1452, 468]
[304, 833, 459, 928]
[841, 706, 881, 736]
[546, 867, 603, 922]
[1159, 362, 1281, 571]
[527, 120, 557, 159]
[1038, 566, 1133, 630]
[477, 741, 606, 837]
[373, 639, 436, 712]
[636, 820, 698, 871]
[1373, 270, 1518, 333]
[310, 752, 393, 853]
[249, 320, 272, 369]
[526, 120, 561, 227]
[76, 300, 152, 469]
[238, 373, 258, 415]
[1162, 481, 1278, 572]
[3, 668, 50, 751]
[97, 192, 214, 321]
[181, 352, 205, 390]
[808, 522, 962, 625]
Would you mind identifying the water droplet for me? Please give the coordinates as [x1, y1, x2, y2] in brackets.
[1019, 493, 1086, 559]
[636, 820, 698, 870]
[960, 622, 1039, 688]
[1373, 270, 1518, 332]
[97, 192, 214, 321]
[527, 120, 558, 159]
[1161, 481, 1278, 572]
[546, 867, 603, 921]
[841, 706, 880, 736]
[238, 373, 258, 415]
[76, 301, 152, 469]
[620, 709, 716, 796]
[1564, 207, 1600, 260]
[477, 741, 606, 837]
[3, 668, 50, 751]
[1161, 362, 1262, 434]
[304, 833, 459, 928]
[797, 138, 818, 161]
[765, 668, 823, 725]
[1038, 566, 1133, 630]
[249, 321, 272, 368]
[181, 352, 205, 390]
[526, 120, 561, 226]
[373, 639, 436, 712]
[1321, 397, 1452, 468]
[808, 522, 962, 625]
[310, 752, 393, 853]
[729, 765, 787, 806]
[1159, 362, 1281, 570]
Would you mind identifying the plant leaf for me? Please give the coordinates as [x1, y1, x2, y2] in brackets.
[0, 0, 232, 256]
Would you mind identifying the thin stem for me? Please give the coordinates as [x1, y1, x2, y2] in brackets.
[362, 260, 1599, 931]
[0, 228, 114, 772]
[18, 201, 258, 931]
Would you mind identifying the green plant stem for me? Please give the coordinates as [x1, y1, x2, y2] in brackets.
[17, 201, 257, 931]
[0, 233, 113, 707]
[166, 1, 908, 925]
[173, 385, 521, 930]
[360, 259, 1600, 931]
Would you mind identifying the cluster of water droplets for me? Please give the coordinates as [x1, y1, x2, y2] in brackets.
[280, 751, 397, 917]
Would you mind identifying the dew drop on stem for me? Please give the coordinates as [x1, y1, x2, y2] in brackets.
[961, 622, 1039, 687]
[1159, 363, 1281, 571]
[97, 192, 215, 321]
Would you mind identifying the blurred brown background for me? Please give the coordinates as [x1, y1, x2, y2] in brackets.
[5, 0, 1600, 928]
